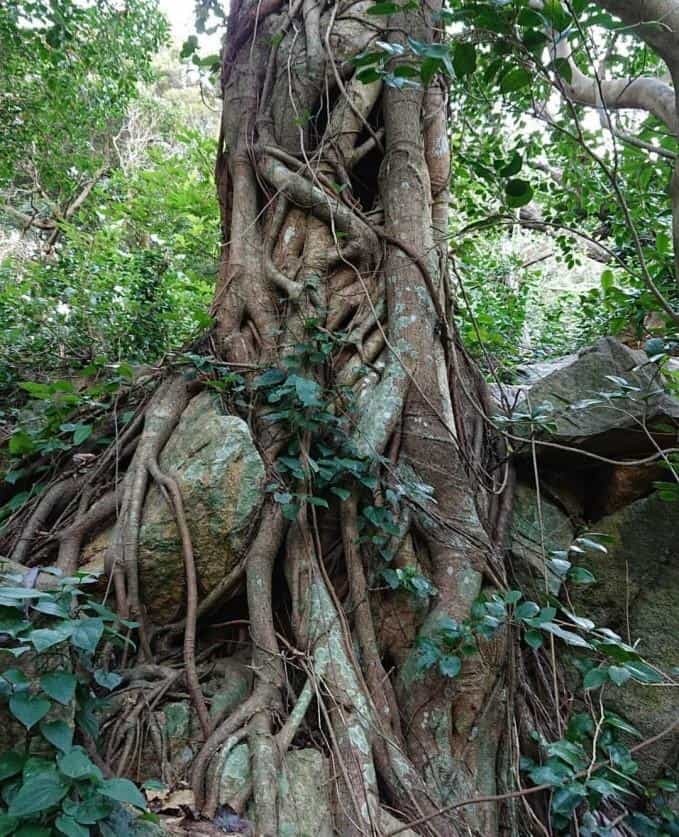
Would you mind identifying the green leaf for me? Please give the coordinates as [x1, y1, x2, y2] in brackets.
[0, 814, 18, 837]
[515, 601, 540, 620]
[453, 42, 476, 77]
[306, 496, 329, 508]
[40, 672, 76, 705]
[583, 667, 609, 690]
[97, 777, 147, 810]
[254, 368, 286, 388]
[366, 2, 401, 14]
[553, 57, 572, 83]
[55, 815, 89, 837]
[547, 739, 587, 769]
[0, 751, 24, 781]
[529, 763, 570, 786]
[393, 64, 419, 79]
[179, 35, 198, 58]
[40, 720, 74, 752]
[623, 659, 663, 684]
[524, 629, 543, 649]
[291, 375, 322, 407]
[70, 617, 104, 654]
[499, 152, 522, 178]
[62, 794, 113, 824]
[72, 425, 93, 446]
[505, 179, 533, 208]
[420, 56, 441, 85]
[9, 693, 51, 729]
[2, 668, 29, 688]
[540, 622, 591, 648]
[142, 779, 166, 792]
[438, 655, 462, 678]
[608, 665, 632, 686]
[0, 588, 50, 600]
[15, 824, 51, 837]
[31, 599, 69, 618]
[551, 783, 587, 815]
[93, 670, 122, 691]
[574, 536, 608, 554]
[567, 567, 596, 584]
[9, 431, 36, 456]
[8, 770, 69, 817]
[29, 626, 71, 653]
[500, 66, 532, 93]
[604, 713, 642, 738]
[58, 747, 101, 780]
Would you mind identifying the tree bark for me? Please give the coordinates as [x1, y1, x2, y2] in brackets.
[205, 1, 514, 834]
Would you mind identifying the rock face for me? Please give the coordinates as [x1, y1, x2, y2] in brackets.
[216, 745, 334, 837]
[509, 337, 679, 455]
[509, 484, 573, 595]
[83, 392, 265, 621]
[569, 493, 679, 779]
[277, 749, 333, 837]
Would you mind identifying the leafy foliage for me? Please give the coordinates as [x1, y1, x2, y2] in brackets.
[0, 130, 216, 393]
[0, 0, 168, 201]
[0, 571, 153, 835]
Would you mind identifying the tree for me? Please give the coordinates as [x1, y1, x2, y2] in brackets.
[3, 1, 679, 835]
[0, 0, 168, 251]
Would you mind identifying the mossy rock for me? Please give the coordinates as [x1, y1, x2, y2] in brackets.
[514, 337, 679, 456]
[82, 392, 265, 622]
[570, 492, 679, 780]
[509, 483, 573, 597]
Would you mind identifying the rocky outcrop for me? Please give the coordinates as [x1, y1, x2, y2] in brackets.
[216, 745, 334, 836]
[509, 483, 574, 596]
[569, 493, 679, 779]
[502, 337, 679, 458]
[502, 339, 679, 785]
[83, 392, 265, 621]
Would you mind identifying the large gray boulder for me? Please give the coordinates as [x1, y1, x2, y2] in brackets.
[509, 484, 574, 596]
[83, 392, 265, 620]
[508, 337, 679, 456]
[569, 492, 679, 779]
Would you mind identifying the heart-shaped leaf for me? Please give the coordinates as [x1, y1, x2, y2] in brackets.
[9, 693, 51, 729]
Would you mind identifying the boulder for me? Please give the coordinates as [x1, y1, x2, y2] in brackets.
[569, 492, 679, 779]
[216, 745, 334, 837]
[204, 657, 253, 724]
[515, 354, 577, 384]
[216, 742, 251, 805]
[508, 484, 573, 596]
[83, 392, 265, 621]
[278, 749, 333, 837]
[509, 337, 679, 457]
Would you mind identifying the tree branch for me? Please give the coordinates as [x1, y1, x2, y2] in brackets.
[593, 0, 679, 75]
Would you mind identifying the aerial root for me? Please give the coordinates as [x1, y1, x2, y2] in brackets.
[191, 684, 273, 811]
[147, 455, 211, 739]
[11, 476, 78, 565]
[105, 375, 191, 656]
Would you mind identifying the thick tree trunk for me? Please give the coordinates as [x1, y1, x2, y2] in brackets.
[205, 1, 515, 834]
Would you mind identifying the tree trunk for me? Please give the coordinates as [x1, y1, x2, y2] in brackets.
[203, 1, 516, 834]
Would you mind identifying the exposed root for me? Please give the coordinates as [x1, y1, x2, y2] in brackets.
[148, 455, 211, 740]
[57, 489, 118, 575]
[191, 685, 272, 812]
[106, 375, 190, 654]
[11, 477, 77, 564]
